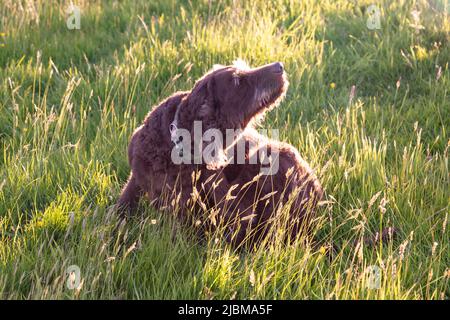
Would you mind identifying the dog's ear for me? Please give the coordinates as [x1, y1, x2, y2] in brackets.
[201, 77, 228, 169]
[188, 73, 229, 170]
[198, 75, 218, 120]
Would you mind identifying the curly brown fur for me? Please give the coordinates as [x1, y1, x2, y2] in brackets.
[117, 61, 323, 248]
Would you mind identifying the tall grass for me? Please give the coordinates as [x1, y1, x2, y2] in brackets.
[0, 0, 448, 299]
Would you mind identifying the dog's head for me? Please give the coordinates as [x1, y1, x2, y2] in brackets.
[188, 59, 289, 130]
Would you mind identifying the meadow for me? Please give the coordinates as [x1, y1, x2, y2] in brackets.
[0, 0, 448, 299]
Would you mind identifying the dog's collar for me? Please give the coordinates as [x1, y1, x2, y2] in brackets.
[169, 103, 183, 157]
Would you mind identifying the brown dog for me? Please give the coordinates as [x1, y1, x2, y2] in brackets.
[117, 60, 323, 247]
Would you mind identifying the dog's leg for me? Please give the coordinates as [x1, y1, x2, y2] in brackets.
[117, 173, 143, 218]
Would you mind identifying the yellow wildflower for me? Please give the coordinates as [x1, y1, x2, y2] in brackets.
[319, 246, 327, 255]
[415, 45, 428, 61]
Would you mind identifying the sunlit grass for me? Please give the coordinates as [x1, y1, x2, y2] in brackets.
[0, 0, 448, 299]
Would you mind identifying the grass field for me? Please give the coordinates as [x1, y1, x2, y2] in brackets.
[0, 0, 448, 299]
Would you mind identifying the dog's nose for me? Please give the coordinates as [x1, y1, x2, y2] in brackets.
[271, 62, 284, 74]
